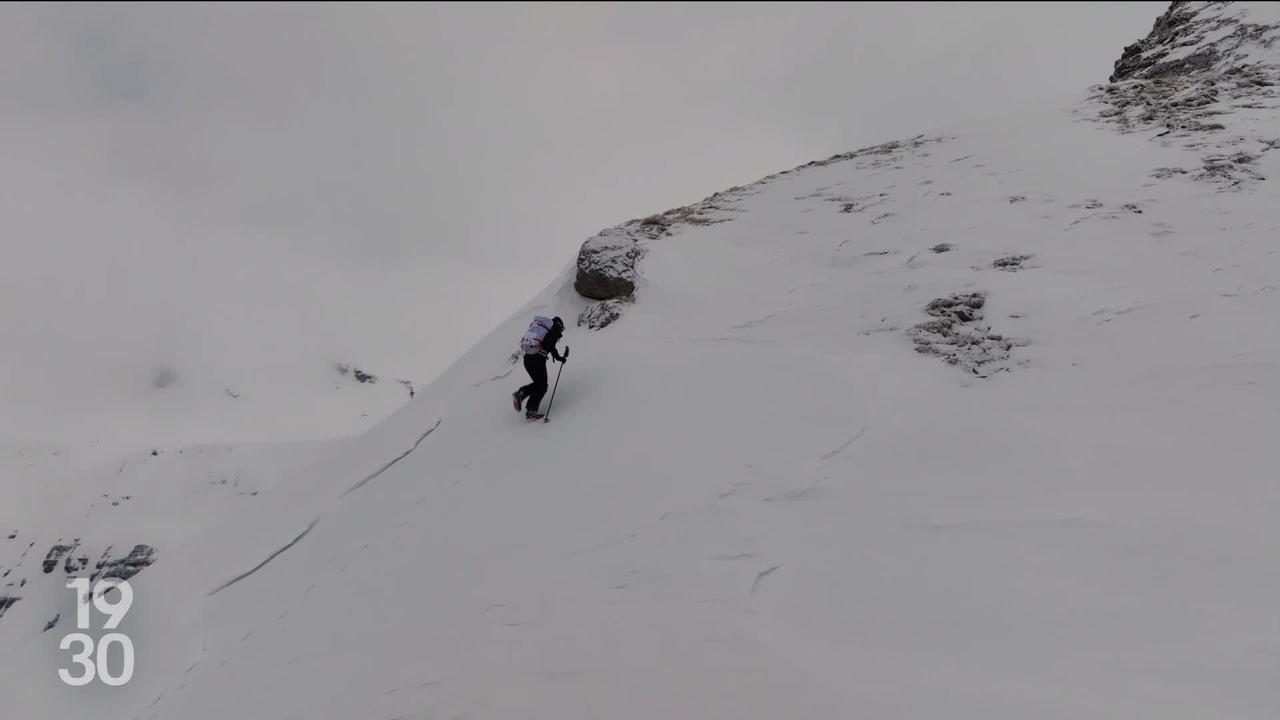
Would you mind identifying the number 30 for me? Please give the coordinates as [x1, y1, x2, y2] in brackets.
[58, 633, 134, 686]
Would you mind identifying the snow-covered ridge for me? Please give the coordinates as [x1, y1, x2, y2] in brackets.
[573, 135, 950, 329]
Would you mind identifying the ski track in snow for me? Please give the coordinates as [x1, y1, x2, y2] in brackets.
[749, 564, 782, 598]
[206, 517, 320, 597]
[818, 426, 867, 462]
[340, 419, 443, 498]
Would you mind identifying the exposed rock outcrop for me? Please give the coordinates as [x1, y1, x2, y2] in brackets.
[909, 292, 1027, 376]
[574, 228, 643, 301]
[1111, 1, 1213, 82]
[1089, 2, 1279, 191]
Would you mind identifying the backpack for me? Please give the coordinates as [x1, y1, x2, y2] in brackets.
[520, 316, 555, 355]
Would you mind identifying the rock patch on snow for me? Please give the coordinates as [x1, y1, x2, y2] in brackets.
[992, 254, 1034, 271]
[578, 298, 632, 330]
[909, 292, 1026, 376]
[93, 544, 156, 582]
[42, 543, 74, 574]
[335, 363, 378, 384]
[335, 363, 418, 398]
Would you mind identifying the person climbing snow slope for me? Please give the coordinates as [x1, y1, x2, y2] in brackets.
[513, 315, 565, 420]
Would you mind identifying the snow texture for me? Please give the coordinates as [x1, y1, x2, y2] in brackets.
[4, 3, 1280, 719]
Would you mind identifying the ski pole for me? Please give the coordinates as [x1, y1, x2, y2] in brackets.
[543, 346, 568, 423]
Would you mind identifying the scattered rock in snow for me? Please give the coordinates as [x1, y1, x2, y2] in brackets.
[909, 292, 1026, 376]
[0, 596, 18, 621]
[925, 293, 986, 323]
[795, 135, 950, 173]
[335, 363, 378, 384]
[929, 243, 955, 254]
[93, 545, 157, 582]
[43, 544, 73, 574]
[835, 192, 890, 214]
[335, 363, 416, 397]
[43, 614, 59, 632]
[1195, 151, 1265, 185]
[578, 298, 632, 330]
[1009, 195, 1027, 203]
[992, 254, 1034, 271]
[1151, 166, 1189, 179]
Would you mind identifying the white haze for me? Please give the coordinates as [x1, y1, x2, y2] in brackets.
[0, 2, 1164, 445]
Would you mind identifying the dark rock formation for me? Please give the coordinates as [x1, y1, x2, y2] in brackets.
[910, 292, 1026, 376]
[992, 254, 1034, 271]
[335, 363, 378, 384]
[1111, 2, 1211, 82]
[578, 298, 632, 330]
[93, 545, 157, 582]
[43, 544, 73, 574]
[574, 228, 643, 300]
[1092, 2, 1278, 190]
[925, 293, 986, 323]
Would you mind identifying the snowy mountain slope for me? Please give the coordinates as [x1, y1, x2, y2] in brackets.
[4, 2, 1280, 718]
[0, 354, 421, 503]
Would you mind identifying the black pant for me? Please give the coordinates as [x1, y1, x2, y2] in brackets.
[518, 354, 549, 412]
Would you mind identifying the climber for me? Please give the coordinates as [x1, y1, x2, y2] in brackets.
[513, 316, 565, 420]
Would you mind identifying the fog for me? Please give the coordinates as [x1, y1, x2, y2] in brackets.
[0, 2, 1164, 442]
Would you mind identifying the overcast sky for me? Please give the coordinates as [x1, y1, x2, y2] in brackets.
[0, 2, 1164, 429]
